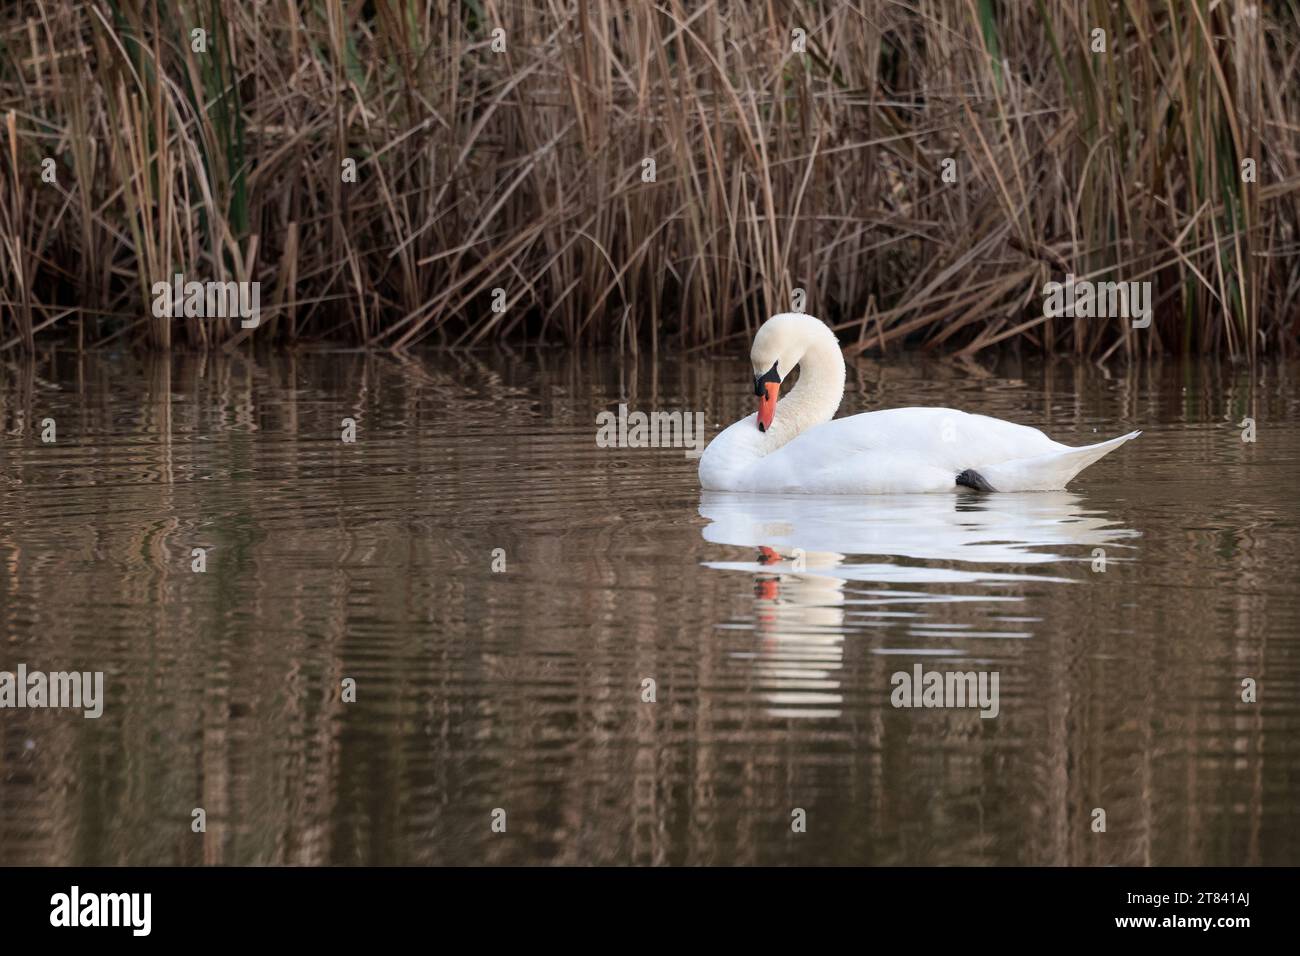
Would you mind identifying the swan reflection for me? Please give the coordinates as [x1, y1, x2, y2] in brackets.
[699, 491, 1139, 719]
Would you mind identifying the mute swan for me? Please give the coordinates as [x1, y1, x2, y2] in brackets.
[698, 313, 1140, 494]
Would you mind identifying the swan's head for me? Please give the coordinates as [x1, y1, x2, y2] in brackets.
[750, 313, 822, 432]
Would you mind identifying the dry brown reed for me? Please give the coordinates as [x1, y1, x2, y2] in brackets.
[1, 1, 1298, 358]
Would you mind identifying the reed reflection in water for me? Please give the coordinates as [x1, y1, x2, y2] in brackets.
[0, 349, 1296, 865]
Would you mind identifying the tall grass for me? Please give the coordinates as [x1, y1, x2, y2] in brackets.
[1, 0, 1297, 357]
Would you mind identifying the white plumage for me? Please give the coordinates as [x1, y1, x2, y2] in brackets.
[699, 314, 1139, 494]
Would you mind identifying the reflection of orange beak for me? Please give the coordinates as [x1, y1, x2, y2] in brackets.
[757, 381, 778, 432]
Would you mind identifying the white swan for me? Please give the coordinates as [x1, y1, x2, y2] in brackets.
[698, 313, 1140, 494]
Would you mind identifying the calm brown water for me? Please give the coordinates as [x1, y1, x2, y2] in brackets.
[0, 349, 1297, 865]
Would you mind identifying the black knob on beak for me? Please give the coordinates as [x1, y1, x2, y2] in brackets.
[754, 362, 780, 395]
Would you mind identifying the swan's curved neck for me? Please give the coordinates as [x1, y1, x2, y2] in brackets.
[764, 323, 846, 452]
[697, 317, 847, 490]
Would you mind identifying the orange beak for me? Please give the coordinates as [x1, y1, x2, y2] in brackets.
[757, 381, 778, 432]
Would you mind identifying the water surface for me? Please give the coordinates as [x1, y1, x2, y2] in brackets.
[1, 349, 1297, 865]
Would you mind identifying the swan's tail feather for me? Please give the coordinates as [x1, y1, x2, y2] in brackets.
[973, 430, 1141, 492]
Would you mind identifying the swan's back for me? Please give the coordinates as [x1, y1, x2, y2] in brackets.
[789, 407, 1064, 469]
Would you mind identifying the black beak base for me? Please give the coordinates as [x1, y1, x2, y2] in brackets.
[754, 361, 779, 433]
[753, 362, 781, 396]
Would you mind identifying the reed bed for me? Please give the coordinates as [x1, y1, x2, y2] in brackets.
[1, 0, 1298, 357]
